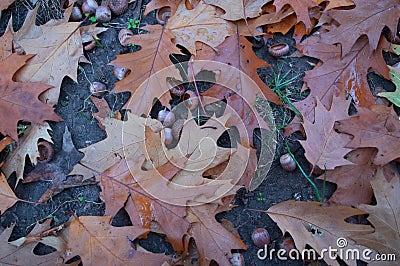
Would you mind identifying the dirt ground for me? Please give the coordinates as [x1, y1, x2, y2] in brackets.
[0, 1, 396, 265]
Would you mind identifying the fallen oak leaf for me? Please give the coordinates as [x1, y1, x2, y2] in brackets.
[0, 0, 14, 11]
[144, 0, 181, 16]
[335, 104, 400, 165]
[325, 0, 354, 10]
[0, 23, 13, 59]
[203, 0, 271, 21]
[299, 94, 353, 170]
[0, 53, 61, 140]
[0, 172, 19, 215]
[2, 122, 53, 184]
[319, 0, 400, 56]
[352, 174, 400, 263]
[186, 203, 247, 265]
[166, 0, 236, 55]
[110, 24, 182, 114]
[13, 5, 85, 106]
[0, 224, 64, 265]
[318, 148, 399, 206]
[65, 216, 170, 266]
[285, 35, 389, 135]
[264, 201, 375, 266]
[273, 0, 319, 30]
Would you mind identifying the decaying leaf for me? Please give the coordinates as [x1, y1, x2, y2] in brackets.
[0, 172, 19, 215]
[378, 65, 400, 107]
[203, 0, 271, 21]
[325, 0, 354, 10]
[2, 123, 53, 183]
[65, 216, 169, 265]
[318, 148, 399, 206]
[13, 6, 84, 106]
[299, 94, 353, 170]
[335, 104, 400, 165]
[0, 24, 13, 59]
[352, 175, 400, 263]
[166, 1, 236, 54]
[266, 201, 374, 266]
[0, 224, 64, 265]
[319, 0, 400, 56]
[144, 0, 181, 16]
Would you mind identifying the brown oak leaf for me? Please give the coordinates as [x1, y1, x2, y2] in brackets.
[266, 201, 375, 266]
[319, 0, 400, 56]
[0, 173, 19, 215]
[273, 0, 319, 30]
[335, 104, 400, 165]
[325, 0, 354, 10]
[318, 148, 399, 206]
[352, 175, 400, 264]
[0, 54, 61, 140]
[299, 94, 353, 170]
[144, 0, 181, 16]
[65, 216, 169, 265]
[110, 25, 182, 115]
[203, 0, 271, 21]
[0, 24, 12, 59]
[285, 35, 389, 135]
[166, 1, 236, 54]
[0, 223, 64, 265]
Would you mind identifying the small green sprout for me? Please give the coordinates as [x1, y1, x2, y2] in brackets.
[127, 18, 140, 29]
[257, 192, 266, 201]
[89, 16, 97, 23]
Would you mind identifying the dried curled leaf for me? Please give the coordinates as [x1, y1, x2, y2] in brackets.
[203, 0, 271, 21]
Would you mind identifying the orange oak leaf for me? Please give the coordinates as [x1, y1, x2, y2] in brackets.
[299, 94, 353, 170]
[319, 0, 400, 56]
[285, 35, 389, 136]
[203, 0, 271, 21]
[144, 0, 181, 16]
[65, 216, 169, 265]
[352, 175, 400, 262]
[0, 173, 19, 215]
[0, 53, 61, 140]
[186, 204, 247, 265]
[325, 0, 354, 10]
[317, 148, 399, 206]
[110, 25, 182, 115]
[273, 0, 319, 30]
[335, 105, 400, 165]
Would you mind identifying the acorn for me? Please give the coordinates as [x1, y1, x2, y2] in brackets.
[280, 153, 296, 172]
[183, 90, 199, 110]
[96, 5, 112, 22]
[166, 77, 185, 97]
[37, 140, 54, 163]
[118, 28, 134, 46]
[82, 0, 98, 15]
[109, 0, 129, 15]
[268, 42, 290, 57]
[229, 253, 244, 266]
[113, 66, 130, 80]
[163, 128, 173, 145]
[251, 228, 270, 248]
[171, 119, 184, 140]
[70, 6, 83, 21]
[163, 112, 176, 128]
[156, 6, 171, 25]
[157, 109, 169, 123]
[89, 82, 107, 97]
[280, 236, 296, 256]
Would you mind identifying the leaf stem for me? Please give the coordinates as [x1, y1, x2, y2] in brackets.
[285, 142, 321, 202]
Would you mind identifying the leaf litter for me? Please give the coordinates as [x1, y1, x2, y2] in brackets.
[0, 0, 398, 265]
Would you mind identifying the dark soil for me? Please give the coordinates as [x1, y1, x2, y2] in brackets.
[0, 1, 395, 265]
